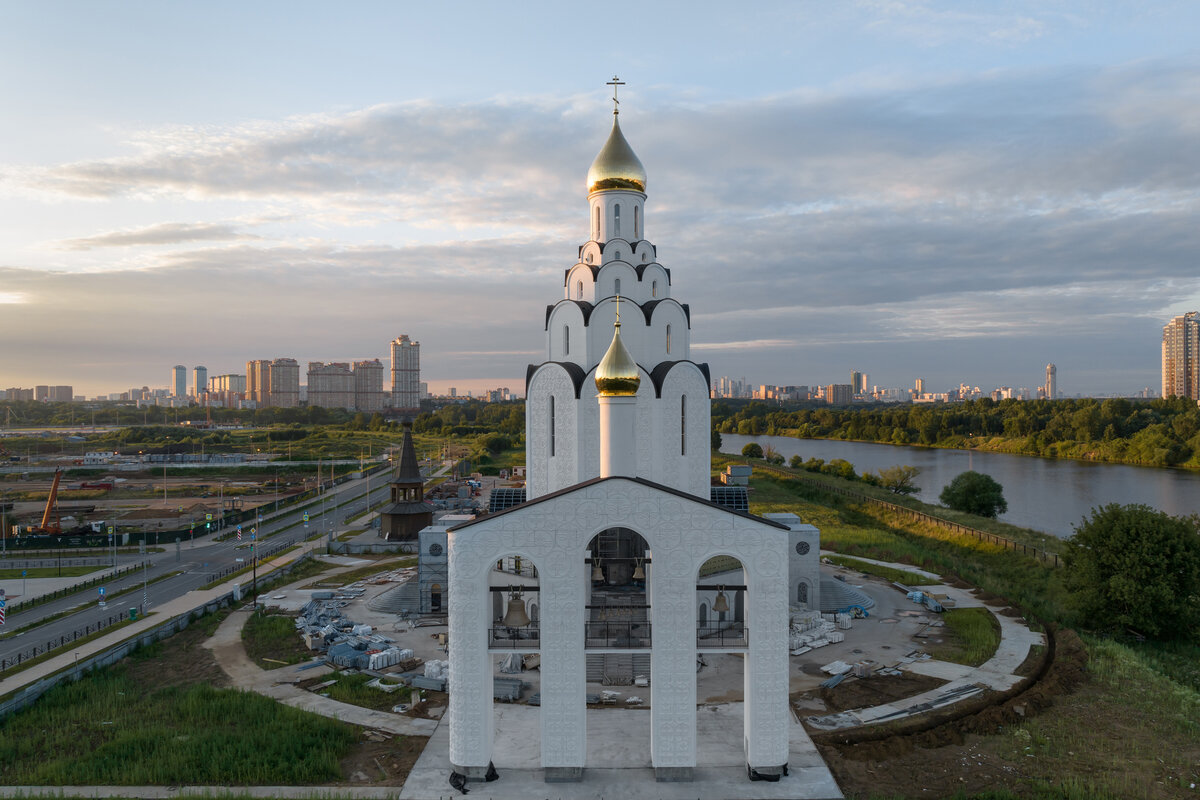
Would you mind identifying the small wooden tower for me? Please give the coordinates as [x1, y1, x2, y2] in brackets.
[380, 421, 434, 541]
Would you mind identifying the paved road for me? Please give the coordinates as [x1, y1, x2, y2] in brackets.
[0, 469, 398, 667]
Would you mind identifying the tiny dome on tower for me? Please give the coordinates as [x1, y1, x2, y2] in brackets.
[595, 311, 640, 396]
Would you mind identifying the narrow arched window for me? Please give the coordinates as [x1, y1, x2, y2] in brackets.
[549, 396, 556, 457]
[634, 206, 640, 239]
[651, 280, 658, 298]
[680, 394, 687, 455]
[613, 204, 621, 237]
[594, 206, 600, 239]
[576, 280, 583, 299]
[666, 324, 672, 354]
[564, 326, 570, 355]
[614, 278, 621, 296]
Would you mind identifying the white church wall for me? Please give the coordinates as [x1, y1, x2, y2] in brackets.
[590, 191, 645, 243]
[525, 365, 581, 498]
[593, 261, 638, 303]
[564, 264, 595, 303]
[447, 478, 792, 774]
[640, 263, 670, 299]
[656, 362, 712, 497]
[544, 302, 588, 364]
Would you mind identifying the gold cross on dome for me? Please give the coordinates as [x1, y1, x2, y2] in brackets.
[606, 75, 625, 115]
[615, 292, 621, 325]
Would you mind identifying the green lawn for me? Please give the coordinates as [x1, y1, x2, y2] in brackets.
[925, 607, 1001, 666]
[242, 611, 312, 669]
[0, 565, 103, 579]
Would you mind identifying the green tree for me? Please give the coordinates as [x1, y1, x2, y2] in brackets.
[741, 442, 764, 459]
[939, 471, 1007, 518]
[789, 454, 803, 469]
[711, 428, 722, 451]
[1064, 504, 1200, 640]
[877, 465, 922, 495]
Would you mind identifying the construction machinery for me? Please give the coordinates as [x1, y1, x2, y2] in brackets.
[29, 468, 64, 535]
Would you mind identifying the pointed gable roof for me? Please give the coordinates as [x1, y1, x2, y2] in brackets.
[396, 421, 422, 484]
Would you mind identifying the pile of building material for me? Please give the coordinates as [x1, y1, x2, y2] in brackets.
[411, 659, 449, 692]
[789, 610, 850, 655]
[294, 594, 417, 672]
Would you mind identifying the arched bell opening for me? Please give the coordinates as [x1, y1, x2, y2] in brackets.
[584, 527, 651, 652]
[487, 552, 541, 651]
[696, 555, 748, 649]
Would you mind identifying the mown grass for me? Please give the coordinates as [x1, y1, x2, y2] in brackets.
[241, 611, 312, 670]
[823, 554, 934, 585]
[0, 565, 102, 579]
[925, 607, 1001, 667]
[745, 471, 1074, 625]
[0, 664, 356, 784]
[996, 635, 1200, 798]
[318, 671, 408, 712]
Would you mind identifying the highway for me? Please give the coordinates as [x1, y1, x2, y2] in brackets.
[0, 469, 395, 669]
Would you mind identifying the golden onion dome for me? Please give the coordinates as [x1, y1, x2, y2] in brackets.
[586, 116, 647, 194]
[595, 319, 641, 396]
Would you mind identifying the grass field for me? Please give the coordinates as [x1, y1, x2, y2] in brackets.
[0, 647, 356, 785]
[0, 565, 102, 579]
[242, 611, 312, 669]
[925, 607, 1001, 667]
[314, 671, 408, 712]
[822, 554, 934, 585]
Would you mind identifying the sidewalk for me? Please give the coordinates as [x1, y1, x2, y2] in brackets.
[0, 538, 323, 700]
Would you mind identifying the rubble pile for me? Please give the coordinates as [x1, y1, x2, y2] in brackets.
[294, 596, 416, 671]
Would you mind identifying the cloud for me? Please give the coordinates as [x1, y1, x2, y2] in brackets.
[58, 222, 258, 250]
[4, 58, 1200, 394]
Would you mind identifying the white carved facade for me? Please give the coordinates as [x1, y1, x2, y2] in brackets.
[445, 101, 816, 786]
[525, 113, 711, 500]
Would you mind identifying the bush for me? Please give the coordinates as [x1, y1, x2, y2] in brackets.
[741, 442, 764, 459]
[1064, 503, 1200, 640]
[940, 470, 1007, 518]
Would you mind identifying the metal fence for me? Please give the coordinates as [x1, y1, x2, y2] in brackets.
[696, 623, 749, 648]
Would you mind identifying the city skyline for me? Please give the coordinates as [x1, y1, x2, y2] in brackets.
[3, 3, 1199, 396]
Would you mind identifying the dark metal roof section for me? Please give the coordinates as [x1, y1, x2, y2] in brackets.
[545, 300, 595, 330]
[710, 486, 749, 513]
[648, 360, 711, 398]
[636, 298, 690, 327]
[525, 361, 589, 398]
[448, 475, 789, 532]
[396, 421, 423, 483]
[488, 487, 527, 513]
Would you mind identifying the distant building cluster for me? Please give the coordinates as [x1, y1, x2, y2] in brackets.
[1, 385, 75, 402]
[1162, 312, 1199, 401]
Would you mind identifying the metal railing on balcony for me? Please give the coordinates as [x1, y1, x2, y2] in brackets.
[584, 621, 652, 649]
[488, 625, 541, 649]
[696, 623, 748, 648]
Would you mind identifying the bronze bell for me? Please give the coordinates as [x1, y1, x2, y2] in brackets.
[502, 588, 531, 628]
[712, 586, 730, 614]
[591, 555, 604, 582]
[632, 558, 645, 581]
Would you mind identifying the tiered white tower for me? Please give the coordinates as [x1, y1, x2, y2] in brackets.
[525, 108, 711, 499]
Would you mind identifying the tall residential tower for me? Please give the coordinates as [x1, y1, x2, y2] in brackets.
[1162, 312, 1199, 400]
[390, 335, 420, 411]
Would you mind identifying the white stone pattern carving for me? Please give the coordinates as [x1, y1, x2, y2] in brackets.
[447, 479, 792, 772]
[526, 366, 579, 498]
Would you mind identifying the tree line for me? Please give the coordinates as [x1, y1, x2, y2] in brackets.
[713, 397, 1200, 468]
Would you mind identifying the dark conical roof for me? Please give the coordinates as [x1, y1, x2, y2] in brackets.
[396, 421, 422, 483]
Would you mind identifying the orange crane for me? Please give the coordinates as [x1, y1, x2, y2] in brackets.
[31, 468, 64, 534]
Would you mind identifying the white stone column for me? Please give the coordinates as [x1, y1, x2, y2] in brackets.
[649, 558, 697, 781]
[539, 547, 588, 781]
[599, 394, 637, 478]
[447, 537, 494, 778]
[743, 558, 791, 774]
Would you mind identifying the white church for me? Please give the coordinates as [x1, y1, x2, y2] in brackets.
[443, 88, 822, 786]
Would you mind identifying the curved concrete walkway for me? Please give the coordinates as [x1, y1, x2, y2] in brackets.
[203, 599, 438, 738]
[807, 556, 1047, 730]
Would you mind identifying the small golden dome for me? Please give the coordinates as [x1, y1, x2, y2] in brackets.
[595, 319, 641, 396]
[587, 116, 647, 194]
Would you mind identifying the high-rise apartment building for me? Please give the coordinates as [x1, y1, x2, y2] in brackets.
[192, 366, 208, 399]
[307, 362, 356, 410]
[390, 335, 420, 410]
[353, 359, 384, 412]
[246, 360, 269, 405]
[268, 358, 300, 407]
[171, 365, 187, 398]
[1045, 363, 1057, 400]
[1162, 312, 1200, 400]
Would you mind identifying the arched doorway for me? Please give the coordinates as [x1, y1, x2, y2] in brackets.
[585, 527, 651, 684]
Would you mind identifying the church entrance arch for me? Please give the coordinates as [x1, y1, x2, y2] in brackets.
[584, 527, 651, 685]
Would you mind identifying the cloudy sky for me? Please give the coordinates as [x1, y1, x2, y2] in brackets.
[2, 1, 1198, 398]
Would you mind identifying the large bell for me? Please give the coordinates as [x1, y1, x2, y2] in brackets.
[591, 555, 604, 583]
[631, 559, 645, 581]
[712, 587, 730, 614]
[502, 589, 531, 628]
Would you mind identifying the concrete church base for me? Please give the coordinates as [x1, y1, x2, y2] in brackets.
[544, 767, 584, 782]
[401, 704, 842, 799]
[655, 766, 694, 782]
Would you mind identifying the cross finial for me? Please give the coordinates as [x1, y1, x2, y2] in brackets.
[606, 75, 625, 116]
[615, 293, 621, 327]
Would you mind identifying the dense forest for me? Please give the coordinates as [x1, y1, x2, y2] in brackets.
[712, 397, 1200, 468]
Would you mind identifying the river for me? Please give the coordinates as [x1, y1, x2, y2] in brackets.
[720, 434, 1200, 539]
